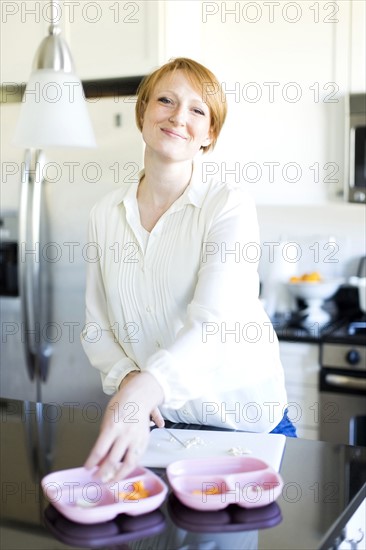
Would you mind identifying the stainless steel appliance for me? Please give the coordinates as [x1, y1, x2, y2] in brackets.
[0, 93, 143, 406]
[0, 212, 18, 297]
[346, 93, 366, 204]
[319, 317, 366, 445]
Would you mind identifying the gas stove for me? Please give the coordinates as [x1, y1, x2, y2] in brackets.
[322, 314, 366, 347]
[273, 286, 364, 345]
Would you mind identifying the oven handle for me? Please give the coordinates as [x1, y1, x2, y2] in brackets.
[324, 373, 366, 391]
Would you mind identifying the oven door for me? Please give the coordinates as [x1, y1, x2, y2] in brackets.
[319, 369, 366, 445]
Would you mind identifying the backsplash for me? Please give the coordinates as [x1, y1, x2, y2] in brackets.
[257, 203, 365, 283]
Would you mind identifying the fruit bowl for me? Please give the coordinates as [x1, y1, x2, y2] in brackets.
[285, 278, 343, 302]
[285, 278, 343, 327]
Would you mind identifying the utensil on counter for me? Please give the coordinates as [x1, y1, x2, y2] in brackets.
[162, 428, 188, 448]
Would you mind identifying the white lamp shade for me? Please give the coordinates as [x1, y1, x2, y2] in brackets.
[13, 69, 96, 148]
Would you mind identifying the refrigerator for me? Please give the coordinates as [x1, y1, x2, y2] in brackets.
[0, 94, 144, 408]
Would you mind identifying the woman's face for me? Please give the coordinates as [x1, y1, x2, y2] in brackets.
[141, 70, 212, 163]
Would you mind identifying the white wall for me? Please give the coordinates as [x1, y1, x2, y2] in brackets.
[256, 203, 366, 281]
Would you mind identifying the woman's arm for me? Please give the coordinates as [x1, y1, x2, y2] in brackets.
[80, 206, 140, 393]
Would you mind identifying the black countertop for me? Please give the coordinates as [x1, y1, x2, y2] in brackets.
[1, 398, 365, 550]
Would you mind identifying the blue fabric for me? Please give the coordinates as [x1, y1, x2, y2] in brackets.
[270, 408, 297, 437]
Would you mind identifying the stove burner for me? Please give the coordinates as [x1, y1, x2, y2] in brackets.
[348, 321, 366, 335]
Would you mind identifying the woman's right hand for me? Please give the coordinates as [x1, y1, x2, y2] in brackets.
[84, 371, 164, 482]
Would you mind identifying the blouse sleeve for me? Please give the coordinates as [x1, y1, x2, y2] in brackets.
[144, 184, 279, 408]
[80, 206, 139, 395]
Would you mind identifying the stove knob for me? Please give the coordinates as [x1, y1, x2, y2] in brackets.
[346, 349, 360, 365]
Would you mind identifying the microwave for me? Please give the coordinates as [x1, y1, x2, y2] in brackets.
[346, 93, 366, 203]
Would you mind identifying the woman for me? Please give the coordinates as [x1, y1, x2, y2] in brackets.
[81, 58, 294, 483]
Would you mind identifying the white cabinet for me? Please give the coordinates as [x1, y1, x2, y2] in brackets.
[0, 2, 49, 83]
[0, 1, 164, 84]
[334, 0, 366, 94]
[279, 341, 320, 440]
[350, 0, 366, 93]
[66, 1, 164, 80]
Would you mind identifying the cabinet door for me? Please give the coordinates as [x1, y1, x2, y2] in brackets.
[0, 2, 49, 83]
[350, 0, 366, 92]
[66, 1, 163, 79]
[279, 341, 320, 440]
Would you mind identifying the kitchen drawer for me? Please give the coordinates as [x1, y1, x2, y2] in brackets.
[280, 342, 320, 385]
[285, 368, 319, 386]
[285, 385, 320, 427]
[296, 426, 319, 441]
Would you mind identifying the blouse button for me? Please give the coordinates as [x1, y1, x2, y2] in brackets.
[146, 306, 151, 313]
[155, 341, 161, 348]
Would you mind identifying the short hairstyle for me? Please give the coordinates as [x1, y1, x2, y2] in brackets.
[135, 57, 227, 154]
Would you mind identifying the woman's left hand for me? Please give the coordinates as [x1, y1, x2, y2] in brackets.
[84, 371, 164, 482]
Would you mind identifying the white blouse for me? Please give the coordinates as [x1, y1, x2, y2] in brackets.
[81, 162, 288, 432]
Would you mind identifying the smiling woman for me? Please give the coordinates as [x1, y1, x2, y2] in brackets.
[80, 58, 293, 484]
[139, 71, 213, 170]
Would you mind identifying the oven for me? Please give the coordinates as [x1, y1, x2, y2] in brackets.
[319, 317, 366, 446]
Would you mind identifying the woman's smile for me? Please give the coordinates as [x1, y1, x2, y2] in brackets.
[160, 127, 187, 140]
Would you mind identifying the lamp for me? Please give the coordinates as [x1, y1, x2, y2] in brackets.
[13, 4, 96, 148]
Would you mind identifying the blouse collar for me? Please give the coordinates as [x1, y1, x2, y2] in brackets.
[114, 161, 208, 209]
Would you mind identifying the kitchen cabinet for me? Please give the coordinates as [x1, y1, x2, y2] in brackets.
[333, 0, 366, 94]
[66, 1, 163, 79]
[0, 1, 202, 83]
[65, 0, 203, 79]
[0, 1, 164, 84]
[349, 1, 366, 93]
[0, 4, 49, 83]
[279, 341, 320, 440]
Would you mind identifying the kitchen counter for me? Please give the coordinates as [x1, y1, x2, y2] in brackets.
[1, 398, 365, 550]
